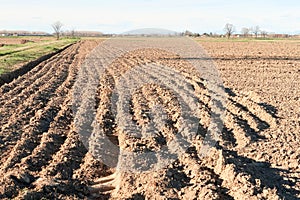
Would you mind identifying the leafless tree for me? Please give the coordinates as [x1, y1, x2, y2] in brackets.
[241, 27, 250, 37]
[261, 30, 268, 38]
[224, 23, 235, 39]
[52, 21, 63, 40]
[184, 30, 193, 36]
[71, 29, 76, 38]
[251, 26, 260, 38]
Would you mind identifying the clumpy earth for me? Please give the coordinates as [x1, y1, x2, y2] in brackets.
[0, 39, 299, 199]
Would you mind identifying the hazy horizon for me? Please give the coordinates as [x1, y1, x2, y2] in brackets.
[0, 0, 299, 34]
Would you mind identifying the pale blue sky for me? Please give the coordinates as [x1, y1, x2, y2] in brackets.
[0, 0, 299, 34]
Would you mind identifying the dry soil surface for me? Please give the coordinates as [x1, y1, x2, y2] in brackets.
[0, 39, 299, 200]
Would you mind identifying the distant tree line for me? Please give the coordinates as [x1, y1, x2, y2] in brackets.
[51, 21, 103, 39]
[239, 25, 265, 38]
[0, 30, 50, 36]
[182, 23, 295, 39]
[223, 23, 292, 39]
[0, 21, 296, 39]
[62, 30, 103, 37]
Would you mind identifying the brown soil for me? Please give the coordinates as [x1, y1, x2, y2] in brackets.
[0, 44, 73, 86]
[0, 40, 299, 200]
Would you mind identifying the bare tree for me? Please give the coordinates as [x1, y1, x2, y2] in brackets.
[241, 27, 250, 37]
[261, 30, 268, 38]
[251, 26, 260, 38]
[52, 21, 63, 40]
[71, 29, 76, 38]
[184, 30, 193, 36]
[224, 23, 235, 39]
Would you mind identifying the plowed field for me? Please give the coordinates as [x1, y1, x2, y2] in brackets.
[0, 39, 299, 200]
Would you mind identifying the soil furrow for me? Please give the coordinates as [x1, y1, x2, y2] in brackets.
[0, 52, 65, 94]
[0, 46, 71, 100]
[0, 39, 298, 199]
[0, 44, 80, 155]
[0, 53, 76, 172]
[0, 44, 79, 119]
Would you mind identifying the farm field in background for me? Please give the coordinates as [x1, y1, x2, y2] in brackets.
[195, 36, 300, 42]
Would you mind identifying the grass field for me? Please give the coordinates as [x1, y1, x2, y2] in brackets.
[0, 37, 79, 75]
